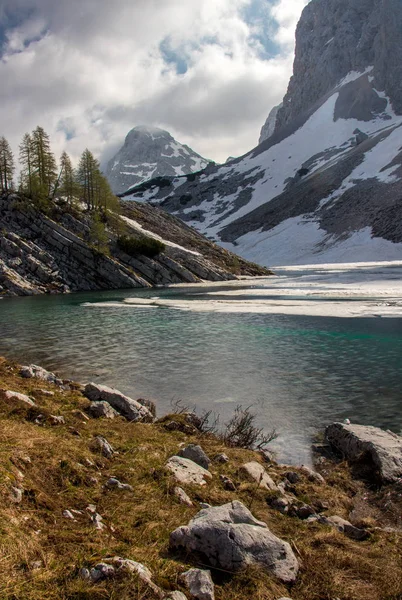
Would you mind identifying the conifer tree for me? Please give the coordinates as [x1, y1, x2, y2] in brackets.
[76, 149, 116, 211]
[58, 151, 76, 203]
[19, 133, 34, 197]
[0, 136, 15, 193]
[31, 126, 57, 197]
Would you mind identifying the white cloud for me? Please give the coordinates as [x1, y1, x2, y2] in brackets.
[0, 0, 309, 168]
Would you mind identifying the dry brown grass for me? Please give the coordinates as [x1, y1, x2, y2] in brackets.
[0, 357, 401, 600]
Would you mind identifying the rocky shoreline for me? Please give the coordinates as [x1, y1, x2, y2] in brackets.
[0, 357, 401, 600]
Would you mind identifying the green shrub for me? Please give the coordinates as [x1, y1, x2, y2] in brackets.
[117, 235, 165, 258]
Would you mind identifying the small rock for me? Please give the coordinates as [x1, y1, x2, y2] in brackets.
[91, 435, 114, 458]
[105, 477, 133, 491]
[174, 486, 193, 507]
[220, 475, 236, 491]
[10, 486, 23, 503]
[79, 567, 91, 580]
[270, 495, 291, 514]
[73, 409, 90, 421]
[3, 390, 36, 407]
[48, 415, 65, 426]
[86, 504, 97, 514]
[30, 561, 43, 570]
[260, 449, 276, 463]
[285, 471, 300, 484]
[62, 509, 75, 520]
[90, 563, 115, 582]
[295, 504, 315, 520]
[240, 461, 277, 491]
[89, 401, 119, 419]
[182, 568, 215, 600]
[38, 389, 54, 397]
[214, 453, 229, 464]
[167, 593, 188, 600]
[178, 445, 211, 470]
[91, 513, 105, 530]
[20, 364, 62, 385]
[199, 503, 211, 509]
[300, 465, 325, 484]
[166, 456, 212, 486]
[308, 514, 369, 540]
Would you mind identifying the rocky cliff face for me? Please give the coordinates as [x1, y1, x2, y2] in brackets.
[275, 0, 402, 132]
[259, 103, 282, 144]
[0, 196, 269, 296]
[105, 126, 210, 195]
[123, 0, 402, 266]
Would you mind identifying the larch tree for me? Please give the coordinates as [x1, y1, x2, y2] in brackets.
[0, 136, 15, 193]
[31, 126, 57, 198]
[19, 133, 34, 197]
[57, 151, 76, 203]
[76, 149, 116, 211]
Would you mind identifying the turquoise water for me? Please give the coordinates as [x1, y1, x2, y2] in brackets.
[1, 284, 402, 464]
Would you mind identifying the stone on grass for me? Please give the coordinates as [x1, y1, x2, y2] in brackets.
[62, 509, 75, 520]
[325, 422, 402, 484]
[300, 465, 325, 484]
[240, 461, 277, 491]
[269, 495, 292, 514]
[20, 364, 63, 385]
[220, 474, 236, 491]
[308, 514, 369, 540]
[10, 486, 23, 503]
[182, 568, 215, 600]
[174, 486, 193, 507]
[170, 501, 299, 584]
[48, 415, 65, 426]
[3, 390, 35, 407]
[89, 401, 119, 419]
[89, 563, 115, 582]
[178, 445, 211, 470]
[105, 477, 133, 491]
[214, 453, 229, 464]
[166, 456, 212, 486]
[91, 435, 114, 458]
[84, 383, 155, 422]
[285, 471, 300, 484]
[167, 593, 188, 600]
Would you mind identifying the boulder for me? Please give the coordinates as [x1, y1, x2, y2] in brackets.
[240, 461, 277, 491]
[170, 501, 299, 584]
[178, 445, 211, 470]
[3, 390, 35, 407]
[20, 364, 63, 385]
[325, 422, 402, 484]
[182, 568, 215, 600]
[89, 401, 119, 419]
[166, 456, 212, 486]
[84, 383, 154, 422]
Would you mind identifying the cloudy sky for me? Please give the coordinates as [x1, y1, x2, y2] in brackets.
[0, 0, 309, 168]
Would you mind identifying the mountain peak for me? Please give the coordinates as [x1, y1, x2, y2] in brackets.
[106, 127, 210, 195]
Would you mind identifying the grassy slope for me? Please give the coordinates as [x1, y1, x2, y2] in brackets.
[0, 357, 401, 600]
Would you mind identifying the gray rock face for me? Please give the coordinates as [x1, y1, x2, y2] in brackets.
[275, 0, 402, 132]
[182, 568, 215, 600]
[178, 445, 211, 470]
[166, 456, 212, 486]
[170, 501, 299, 583]
[325, 422, 402, 483]
[106, 126, 210, 194]
[259, 103, 282, 144]
[84, 383, 154, 422]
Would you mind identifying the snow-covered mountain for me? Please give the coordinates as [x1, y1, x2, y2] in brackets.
[106, 126, 210, 195]
[121, 0, 402, 266]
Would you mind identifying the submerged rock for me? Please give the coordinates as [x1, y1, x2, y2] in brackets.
[170, 501, 299, 583]
[84, 383, 155, 422]
[326, 422, 402, 484]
